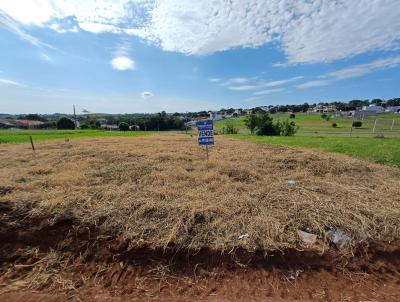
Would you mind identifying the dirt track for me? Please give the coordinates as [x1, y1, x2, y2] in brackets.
[1, 134, 400, 301]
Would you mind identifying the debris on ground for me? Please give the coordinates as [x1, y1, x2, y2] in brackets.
[238, 233, 250, 240]
[297, 230, 317, 246]
[326, 228, 352, 250]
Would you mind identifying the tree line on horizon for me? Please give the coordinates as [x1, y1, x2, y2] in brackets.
[3, 97, 399, 130]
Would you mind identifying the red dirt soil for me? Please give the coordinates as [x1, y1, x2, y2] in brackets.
[1, 201, 400, 302]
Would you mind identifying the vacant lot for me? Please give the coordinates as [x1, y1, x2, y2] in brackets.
[1, 134, 399, 301]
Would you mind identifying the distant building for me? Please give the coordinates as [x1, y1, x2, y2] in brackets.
[361, 105, 385, 114]
[309, 105, 337, 113]
[15, 119, 44, 128]
[209, 111, 233, 121]
[353, 105, 385, 118]
[386, 106, 400, 113]
[233, 109, 243, 117]
[101, 124, 119, 131]
[0, 118, 15, 128]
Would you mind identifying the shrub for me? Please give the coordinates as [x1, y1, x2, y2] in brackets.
[244, 114, 258, 134]
[119, 122, 130, 131]
[321, 113, 327, 119]
[245, 112, 298, 136]
[289, 113, 296, 119]
[80, 124, 90, 129]
[57, 117, 75, 130]
[225, 121, 238, 134]
[352, 121, 362, 128]
[256, 113, 280, 136]
[278, 120, 298, 136]
[332, 123, 337, 128]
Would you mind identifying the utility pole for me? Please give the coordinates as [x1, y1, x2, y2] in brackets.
[185, 112, 188, 134]
[73, 105, 77, 129]
[391, 118, 395, 131]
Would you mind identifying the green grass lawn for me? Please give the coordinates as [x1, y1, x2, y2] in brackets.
[228, 134, 400, 167]
[216, 112, 400, 137]
[0, 129, 152, 144]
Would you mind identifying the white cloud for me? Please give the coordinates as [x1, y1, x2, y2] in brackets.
[0, 77, 25, 87]
[111, 56, 135, 70]
[227, 85, 259, 91]
[258, 76, 304, 87]
[131, 0, 400, 62]
[141, 91, 153, 99]
[323, 56, 400, 80]
[253, 88, 284, 95]
[220, 77, 250, 86]
[0, 10, 54, 49]
[296, 56, 400, 89]
[221, 75, 302, 91]
[296, 80, 330, 89]
[40, 53, 52, 62]
[208, 78, 221, 83]
[1, 1, 400, 63]
[244, 96, 262, 103]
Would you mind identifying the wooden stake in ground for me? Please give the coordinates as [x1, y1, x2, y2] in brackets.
[372, 119, 377, 134]
[391, 118, 395, 131]
[349, 115, 355, 137]
[29, 136, 35, 151]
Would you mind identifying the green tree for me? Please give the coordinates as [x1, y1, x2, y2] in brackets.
[57, 117, 75, 130]
[244, 114, 258, 134]
[256, 113, 279, 136]
[119, 122, 130, 131]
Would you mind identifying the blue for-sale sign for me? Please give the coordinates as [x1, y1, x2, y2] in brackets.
[197, 120, 214, 145]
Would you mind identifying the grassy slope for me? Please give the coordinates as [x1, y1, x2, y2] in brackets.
[216, 112, 400, 136]
[215, 113, 400, 166]
[0, 129, 151, 144]
[229, 134, 400, 167]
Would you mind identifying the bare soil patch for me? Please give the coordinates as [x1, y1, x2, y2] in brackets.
[0, 134, 399, 301]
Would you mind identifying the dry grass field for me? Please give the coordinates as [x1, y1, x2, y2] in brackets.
[1, 134, 400, 301]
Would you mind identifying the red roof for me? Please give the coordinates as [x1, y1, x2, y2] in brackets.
[15, 120, 45, 127]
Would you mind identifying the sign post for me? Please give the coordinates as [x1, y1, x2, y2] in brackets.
[197, 120, 214, 159]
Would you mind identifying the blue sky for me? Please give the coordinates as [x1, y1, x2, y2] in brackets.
[1, 0, 400, 114]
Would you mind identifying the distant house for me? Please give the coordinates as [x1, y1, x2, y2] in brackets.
[1, 118, 45, 129]
[209, 111, 233, 121]
[15, 119, 44, 128]
[361, 105, 385, 114]
[233, 109, 243, 117]
[101, 124, 119, 131]
[0, 118, 15, 128]
[353, 105, 385, 118]
[309, 105, 337, 113]
[386, 106, 400, 113]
